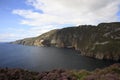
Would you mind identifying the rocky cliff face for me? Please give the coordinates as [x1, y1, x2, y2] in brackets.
[12, 22, 120, 61]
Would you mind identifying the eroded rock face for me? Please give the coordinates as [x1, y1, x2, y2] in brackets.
[12, 22, 120, 61]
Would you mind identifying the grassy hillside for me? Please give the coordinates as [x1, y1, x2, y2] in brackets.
[12, 22, 120, 60]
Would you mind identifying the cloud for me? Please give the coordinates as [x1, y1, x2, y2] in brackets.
[10, 0, 120, 42]
[0, 33, 20, 42]
[0, 25, 58, 42]
[13, 0, 120, 26]
[12, 9, 72, 26]
[0, 28, 32, 42]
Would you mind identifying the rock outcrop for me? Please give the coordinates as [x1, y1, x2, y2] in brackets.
[12, 22, 120, 61]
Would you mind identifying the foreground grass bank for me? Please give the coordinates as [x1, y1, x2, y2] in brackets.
[0, 63, 120, 80]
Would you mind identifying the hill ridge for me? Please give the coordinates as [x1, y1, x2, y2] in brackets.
[12, 22, 120, 61]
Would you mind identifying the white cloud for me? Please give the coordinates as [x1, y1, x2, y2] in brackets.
[0, 33, 19, 42]
[10, 0, 120, 42]
[0, 25, 57, 42]
[13, 0, 120, 26]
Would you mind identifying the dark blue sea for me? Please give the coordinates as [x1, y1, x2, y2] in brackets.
[0, 43, 119, 72]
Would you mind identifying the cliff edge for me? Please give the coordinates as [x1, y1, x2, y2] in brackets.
[12, 22, 120, 61]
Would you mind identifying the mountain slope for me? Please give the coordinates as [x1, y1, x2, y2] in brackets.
[12, 22, 120, 60]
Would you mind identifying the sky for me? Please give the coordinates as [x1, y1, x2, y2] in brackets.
[0, 0, 120, 42]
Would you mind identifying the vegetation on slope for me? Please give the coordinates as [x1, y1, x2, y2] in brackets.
[0, 64, 120, 80]
[12, 22, 120, 60]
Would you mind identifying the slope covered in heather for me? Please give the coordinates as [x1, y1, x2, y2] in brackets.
[0, 64, 120, 80]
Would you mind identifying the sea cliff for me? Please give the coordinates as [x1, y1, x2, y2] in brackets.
[12, 22, 120, 61]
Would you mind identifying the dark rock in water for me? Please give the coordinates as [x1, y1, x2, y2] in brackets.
[12, 22, 120, 61]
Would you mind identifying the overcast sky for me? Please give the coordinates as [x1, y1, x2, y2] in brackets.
[0, 0, 120, 42]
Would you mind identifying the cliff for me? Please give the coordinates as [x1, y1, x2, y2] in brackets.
[12, 22, 120, 60]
